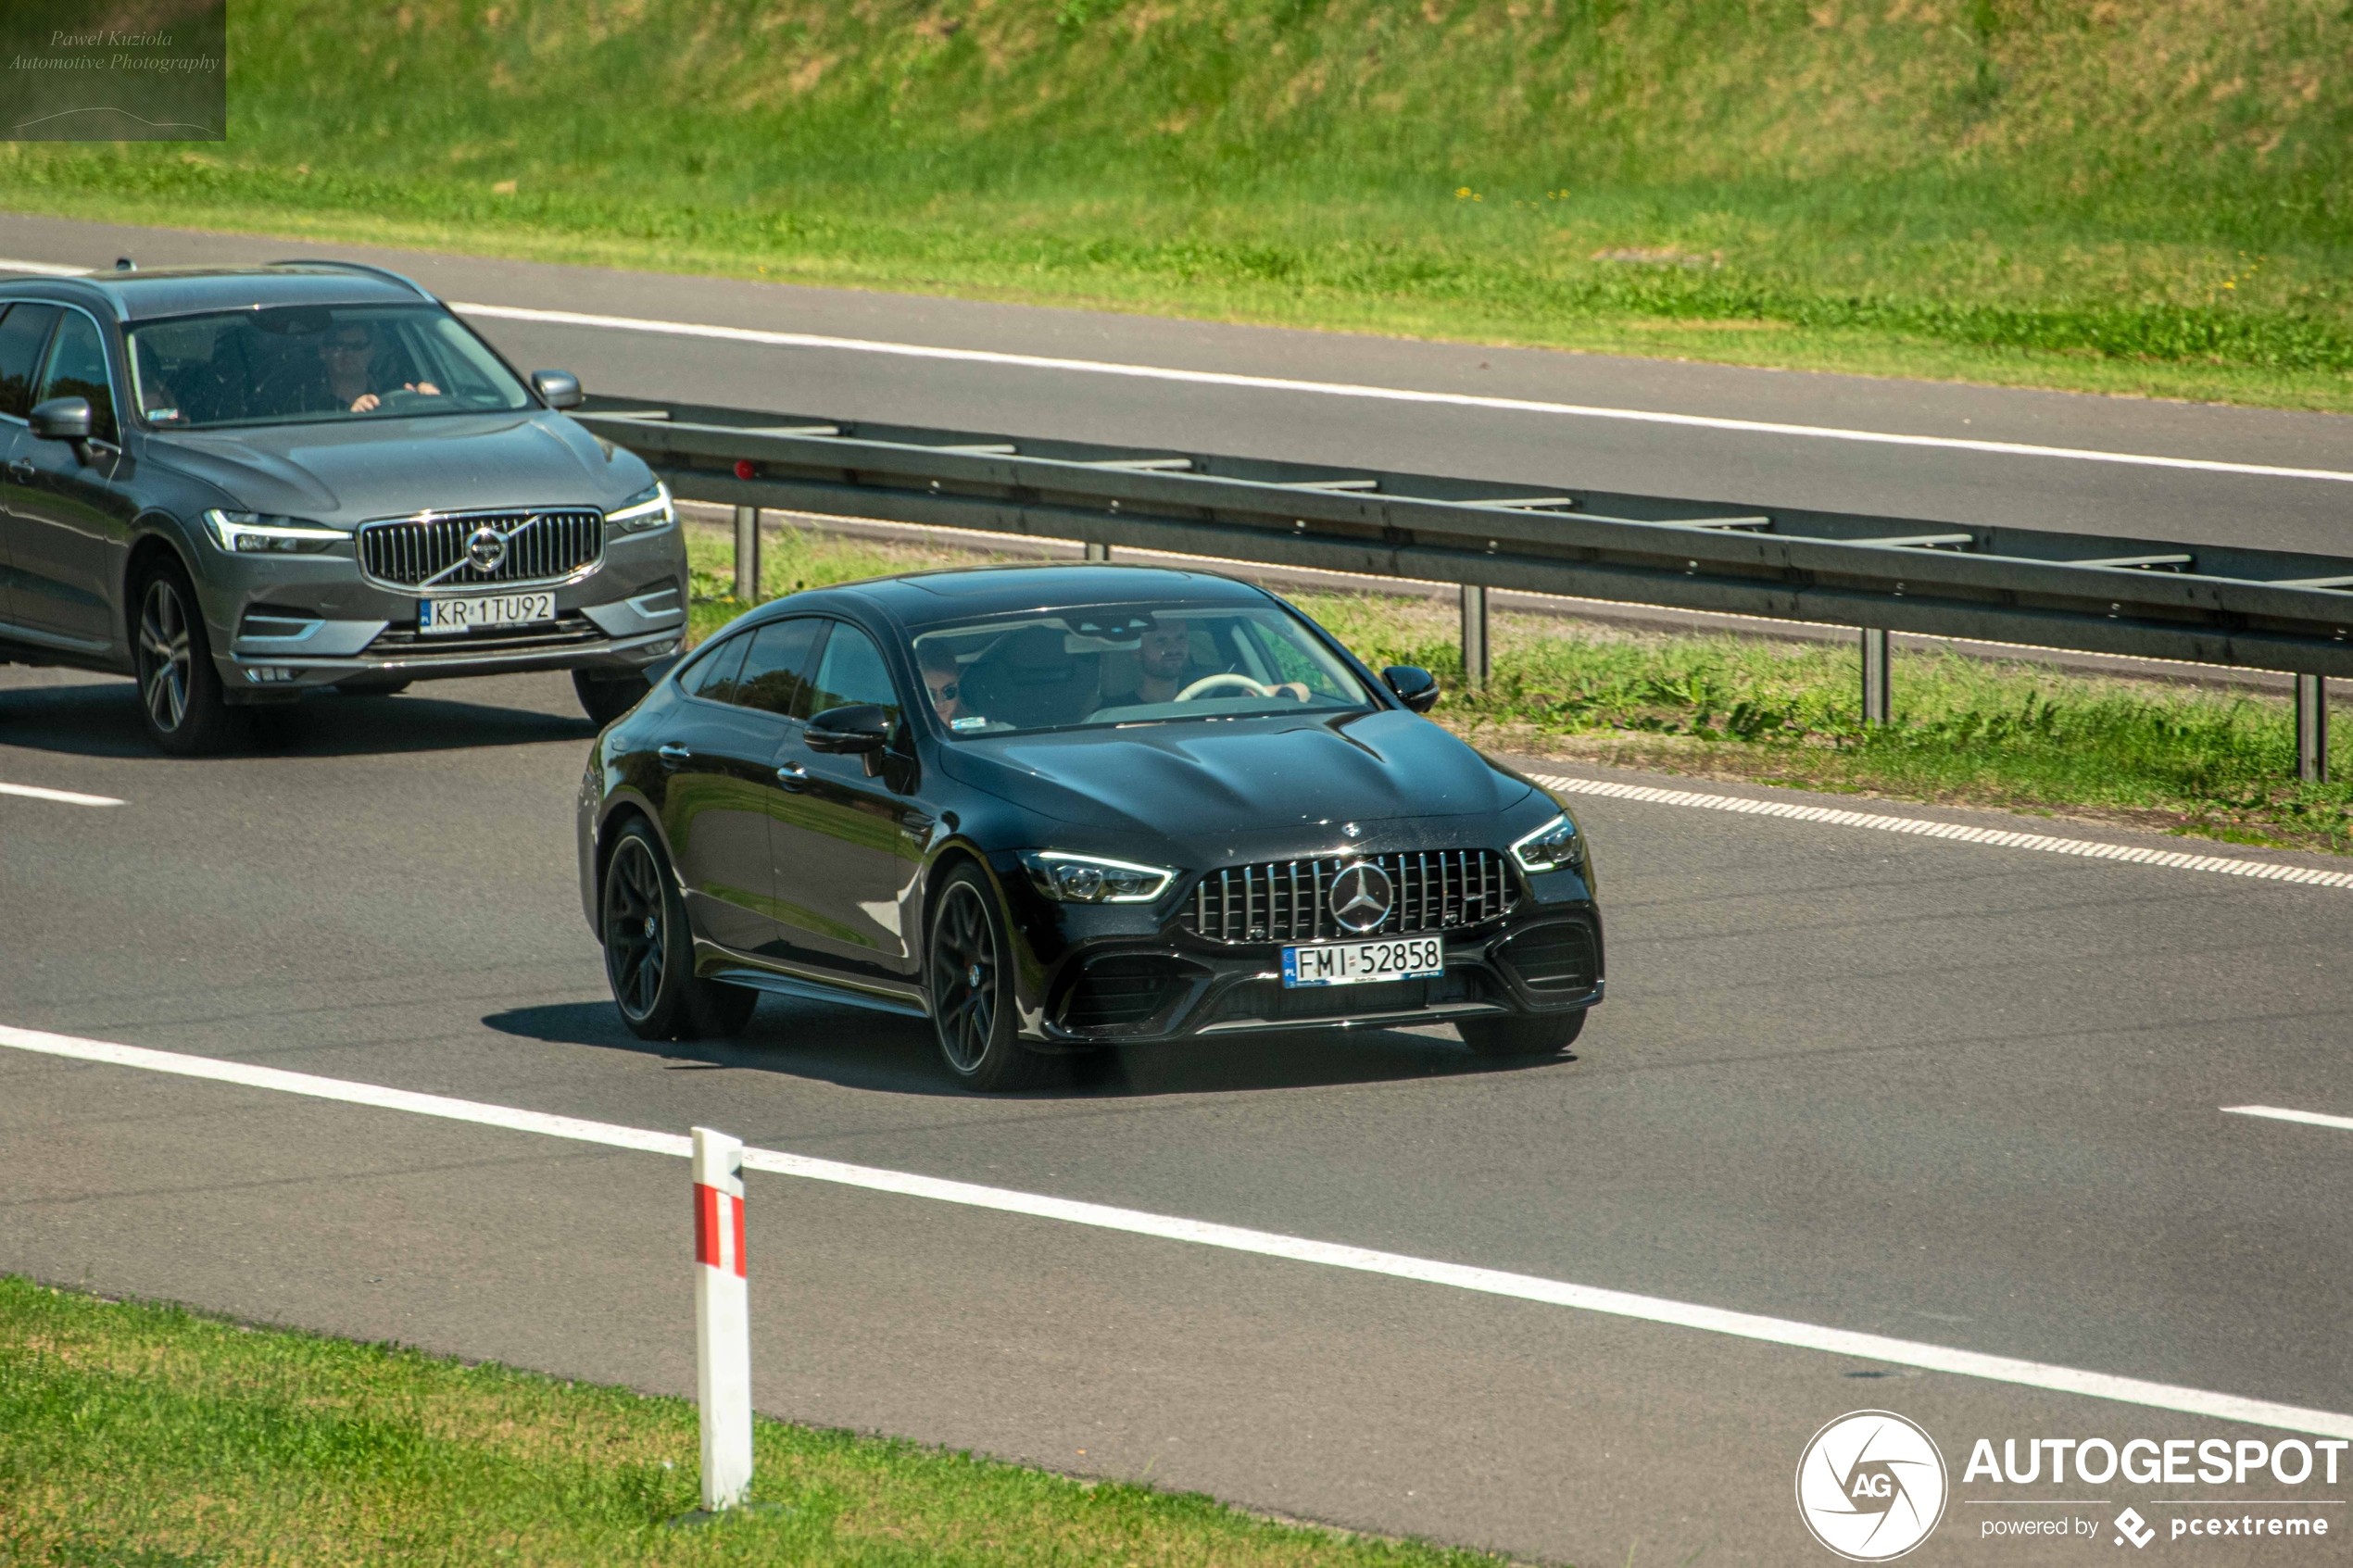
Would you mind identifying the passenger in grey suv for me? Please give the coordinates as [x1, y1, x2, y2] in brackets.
[0, 260, 689, 754]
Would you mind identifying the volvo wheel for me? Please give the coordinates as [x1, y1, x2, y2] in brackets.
[926, 865, 1046, 1091]
[575, 669, 652, 728]
[600, 820, 758, 1042]
[132, 560, 240, 756]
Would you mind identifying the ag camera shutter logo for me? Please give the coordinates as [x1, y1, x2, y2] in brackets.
[1795, 1411, 1949, 1561]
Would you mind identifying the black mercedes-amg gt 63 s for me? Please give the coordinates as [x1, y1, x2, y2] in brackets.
[576, 564, 1603, 1090]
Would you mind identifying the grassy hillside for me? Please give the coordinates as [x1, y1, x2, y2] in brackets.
[6, 1, 2353, 405]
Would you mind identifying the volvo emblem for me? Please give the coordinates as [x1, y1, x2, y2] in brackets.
[465, 525, 508, 573]
[1328, 860, 1394, 934]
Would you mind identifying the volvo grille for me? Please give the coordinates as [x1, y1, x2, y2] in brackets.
[359, 509, 603, 590]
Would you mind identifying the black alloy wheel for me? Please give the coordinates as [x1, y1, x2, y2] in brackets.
[926, 865, 1046, 1091]
[132, 561, 239, 756]
[600, 819, 759, 1042]
[575, 670, 652, 727]
[1459, 1009, 1586, 1059]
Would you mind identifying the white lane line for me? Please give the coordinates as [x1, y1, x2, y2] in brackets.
[0, 257, 92, 277]
[0, 781, 124, 808]
[445, 298, 2353, 487]
[1534, 773, 2353, 890]
[2226, 1105, 2353, 1134]
[5, 1021, 2348, 1438]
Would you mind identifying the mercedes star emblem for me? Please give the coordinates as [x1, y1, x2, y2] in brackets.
[465, 525, 508, 573]
[1328, 860, 1394, 934]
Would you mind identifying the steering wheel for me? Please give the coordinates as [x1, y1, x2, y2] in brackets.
[1175, 672, 1272, 701]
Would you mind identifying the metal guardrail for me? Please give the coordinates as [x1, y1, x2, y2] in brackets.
[577, 395, 2349, 780]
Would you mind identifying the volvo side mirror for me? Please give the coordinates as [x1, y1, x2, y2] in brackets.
[28, 396, 92, 444]
[532, 370, 584, 409]
[1382, 665, 1441, 714]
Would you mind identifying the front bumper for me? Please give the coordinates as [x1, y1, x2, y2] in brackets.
[1017, 904, 1605, 1048]
[192, 528, 690, 695]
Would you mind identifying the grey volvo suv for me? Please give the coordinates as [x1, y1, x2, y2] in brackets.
[0, 261, 688, 753]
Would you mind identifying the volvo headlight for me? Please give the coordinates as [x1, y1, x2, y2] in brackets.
[606, 481, 673, 534]
[201, 509, 346, 555]
[1510, 813, 1583, 873]
[1021, 850, 1176, 904]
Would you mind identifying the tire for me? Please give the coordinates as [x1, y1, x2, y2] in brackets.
[575, 669, 652, 727]
[599, 820, 759, 1042]
[132, 559, 242, 756]
[1459, 1009, 1586, 1059]
[925, 865, 1048, 1092]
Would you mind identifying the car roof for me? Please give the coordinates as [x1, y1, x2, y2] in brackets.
[0, 262, 434, 322]
[779, 563, 1275, 629]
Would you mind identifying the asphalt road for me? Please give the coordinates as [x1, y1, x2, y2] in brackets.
[6, 210, 2353, 558]
[4, 661, 2349, 1565]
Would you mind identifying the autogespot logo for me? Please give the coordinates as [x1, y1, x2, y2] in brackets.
[1796, 1411, 1950, 1562]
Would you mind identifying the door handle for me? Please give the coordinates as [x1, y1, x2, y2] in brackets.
[775, 762, 808, 790]
[657, 743, 692, 766]
[4, 460, 31, 484]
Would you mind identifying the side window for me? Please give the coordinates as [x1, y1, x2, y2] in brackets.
[733, 617, 825, 720]
[685, 633, 751, 705]
[808, 622, 903, 726]
[35, 312, 118, 444]
[0, 304, 61, 421]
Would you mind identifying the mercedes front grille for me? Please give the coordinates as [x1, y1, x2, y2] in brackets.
[1180, 850, 1514, 944]
[358, 509, 604, 590]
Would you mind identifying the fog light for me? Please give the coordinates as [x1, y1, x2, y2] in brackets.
[244, 666, 298, 684]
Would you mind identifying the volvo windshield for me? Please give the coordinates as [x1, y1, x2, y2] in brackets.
[126, 304, 534, 429]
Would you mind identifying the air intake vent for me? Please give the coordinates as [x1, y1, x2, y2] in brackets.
[1056, 956, 1187, 1034]
[359, 509, 602, 589]
[1498, 921, 1599, 993]
[1179, 850, 1514, 945]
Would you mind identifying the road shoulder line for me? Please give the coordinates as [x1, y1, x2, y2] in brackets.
[4, 1021, 2347, 1438]
[1531, 772, 2353, 889]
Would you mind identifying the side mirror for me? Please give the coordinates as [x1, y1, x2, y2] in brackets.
[531, 370, 584, 410]
[1382, 665, 1441, 714]
[806, 704, 892, 755]
[28, 396, 92, 444]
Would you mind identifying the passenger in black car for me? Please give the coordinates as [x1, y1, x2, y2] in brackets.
[1099, 613, 1308, 709]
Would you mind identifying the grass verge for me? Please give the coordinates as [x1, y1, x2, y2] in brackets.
[692, 521, 2353, 855]
[7, 1, 2353, 409]
[0, 1276, 1497, 1568]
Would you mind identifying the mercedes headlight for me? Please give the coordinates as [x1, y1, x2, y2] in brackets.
[1021, 850, 1176, 904]
[1511, 813, 1583, 873]
[607, 481, 673, 534]
[201, 509, 346, 555]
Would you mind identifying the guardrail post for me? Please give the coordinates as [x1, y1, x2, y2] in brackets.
[691, 1126, 753, 1513]
[733, 507, 761, 603]
[1461, 584, 1490, 689]
[1084, 541, 1111, 561]
[2296, 674, 2329, 784]
[1860, 629, 1892, 725]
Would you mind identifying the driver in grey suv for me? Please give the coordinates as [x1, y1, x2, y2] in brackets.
[0, 260, 688, 753]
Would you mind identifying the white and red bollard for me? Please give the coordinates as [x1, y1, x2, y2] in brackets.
[691, 1125, 752, 1512]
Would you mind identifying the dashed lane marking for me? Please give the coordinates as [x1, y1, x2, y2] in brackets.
[1533, 773, 2353, 890]
[3, 1022, 2348, 1438]
[0, 781, 124, 808]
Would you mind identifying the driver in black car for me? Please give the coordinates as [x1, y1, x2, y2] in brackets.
[1103, 615, 1308, 708]
[318, 320, 441, 413]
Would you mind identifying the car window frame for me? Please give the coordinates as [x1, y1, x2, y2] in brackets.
[30, 302, 124, 449]
[677, 629, 754, 709]
[119, 301, 535, 433]
[726, 614, 832, 724]
[0, 301, 67, 429]
[804, 616, 910, 730]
